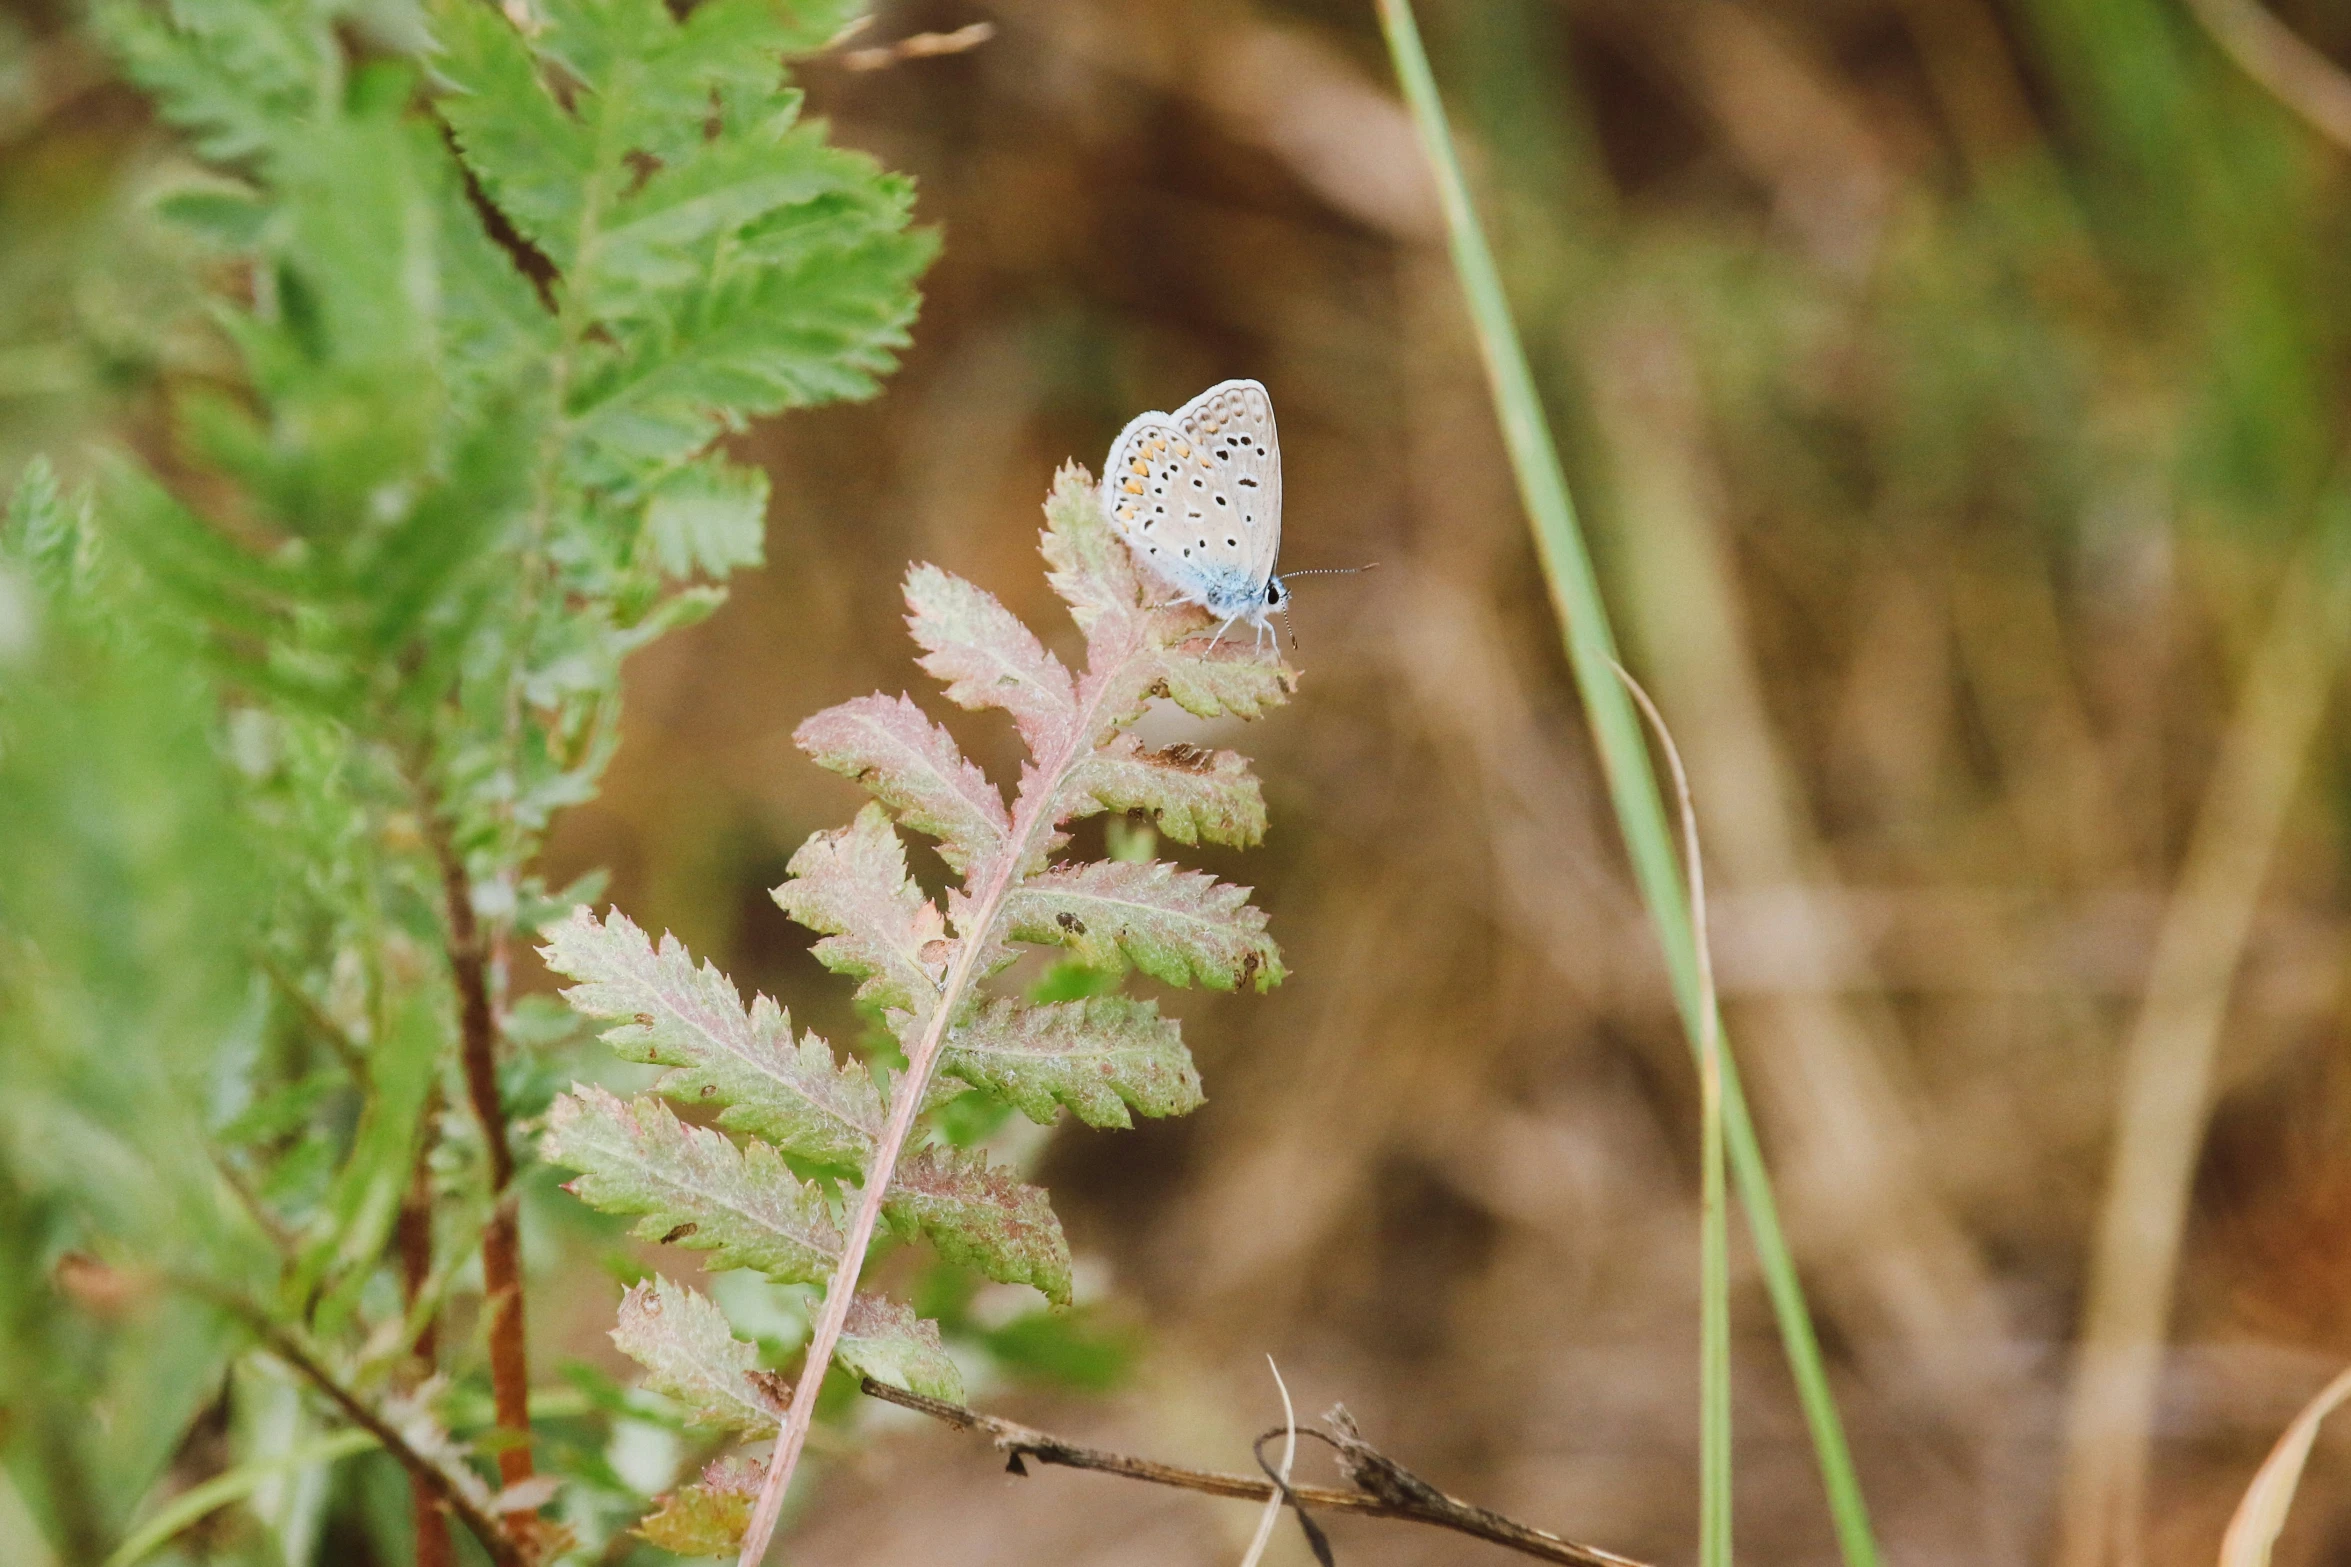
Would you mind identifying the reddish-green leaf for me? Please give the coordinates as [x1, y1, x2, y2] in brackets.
[1001, 859, 1284, 991]
[944, 996, 1201, 1129]
[771, 803, 948, 1019]
[544, 1087, 842, 1285]
[884, 1145, 1071, 1305]
[611, 1278, 782, 1436]
[794, 692, 1009, 875]
[540, 907, 882, 1167]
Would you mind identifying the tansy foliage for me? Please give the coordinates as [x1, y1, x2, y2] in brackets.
[1, 0, 929, 1559]
[541, 466, 1292, 1552]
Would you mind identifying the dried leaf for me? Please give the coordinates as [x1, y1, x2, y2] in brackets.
[944, 996, 1201, 1129]
[611, 1278, 781, 1435]
[2221, 1361, 2351, 1567]
[1001, 859, 1284, 991]
[1060, 734, 1267, 846]
[838, 1293, 964, 1402]
[885, 1145, 1071, 1305]
[540, 907, 882, 1167]
[905, 562, 1077, 752]
[636, 1455, 764, 1555]
[544, 1087, 842, 1285]
[771, 803, 948, 1018]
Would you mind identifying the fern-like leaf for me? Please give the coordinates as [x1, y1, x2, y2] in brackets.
[944, 996, 1202, 1129]
[767, 803, 947, 1018]
[559, 452, 1292, 1562]
[884, 1146, 1071, 1305]
[611, 1277, 782, 1436]
[794, 694, 1010, 876]
[541, 908, 881, 1168]
[637, 1456, 763, 1556]
[997, 859, 1284, 991]
[543, 1087, 840, 1285]
[1060, 734, 1268, 847]
[837, 1294, 963, 1402]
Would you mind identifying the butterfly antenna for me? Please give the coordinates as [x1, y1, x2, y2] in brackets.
[1279, 564, 1380, 579]
[1279, 601, 1298, 650]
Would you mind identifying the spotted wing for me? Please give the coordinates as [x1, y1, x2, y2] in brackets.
[1101, 378, 1282, 599]
[1172, 379, 1282, 586]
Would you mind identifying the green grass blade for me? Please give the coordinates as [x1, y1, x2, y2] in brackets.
[103, 1430, 380, 1567]
[1371, 3, 1881, 1562]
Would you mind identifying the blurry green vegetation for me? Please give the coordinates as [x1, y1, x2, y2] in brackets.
[0, 0, 961, 1557]
[12, 0, 2351, 1562]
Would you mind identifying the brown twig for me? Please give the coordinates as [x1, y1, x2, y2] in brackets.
[856, 1377, 1652, 1567]
[399, 1104, 456, 1567]
[838, 22, 995, 70]
[228, 1305, 529, 1567]
[430, 829, 535, 1491]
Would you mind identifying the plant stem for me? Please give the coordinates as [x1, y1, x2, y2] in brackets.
[2052, 504, 2351, 1567]
[1616, 667, 1731, 1567]
[398, 1105, 455, 1567]
[1371, 3, 1875, 1562]
[857, 1378, 1650, 1567]
[231, 1306, 528, 1567]
[736, 625, 1153, 1566]
[434, 835, 534, 1491]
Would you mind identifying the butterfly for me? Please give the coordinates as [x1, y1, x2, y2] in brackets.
[1101, 378, 1297, 650]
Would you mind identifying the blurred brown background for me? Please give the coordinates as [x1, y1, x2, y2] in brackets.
[21, 0, 2351, 1558]
[526, 1, 2351, 1561]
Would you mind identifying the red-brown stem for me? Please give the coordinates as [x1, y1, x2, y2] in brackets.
[735, 624, 1150, 1567]
[437, 842, 535, 1491]
[398, 1127, 456, 1567]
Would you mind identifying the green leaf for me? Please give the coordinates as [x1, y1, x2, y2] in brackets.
[837, 1294, 963, 1403]
[794, 693, 1009, 877]
[295, 986, 439, 1333]
[544, 1086, 843, 1285]
[645, 458, 769, 578]
[1059, 735, 1267, 847]
[770, 803, 948, 1017]
[1000, 859, 1284, 992]
[425, 0, 594, 268]
[883, 1146, 1070, 1305]
[540, 908, 882, 1168]
[943, 996, 1202, 1130]
[611, 1277, 782, 1435]
[637, 1455, 762, 1557]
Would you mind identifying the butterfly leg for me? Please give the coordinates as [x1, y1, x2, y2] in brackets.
[1206, 614, 1240, 649]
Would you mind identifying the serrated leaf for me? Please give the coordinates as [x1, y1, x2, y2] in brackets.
[770, 803, 946, 1017]
[426, 0, 594, 266]
[540, 908, 881, 1167]
[904, 563, 1077, 752]
[1060, 735, 1267, 846]
[794, 693, 1009, 875]
[999, 860, 1284, 992]
[638, 1455, 763, 1556]
[544, 1086, 842, 1285]
[645, 459, 769, 578]
[837, 1294, 963, 1402]
[884, 1146, 1071, 1305]
[1155, 638, 1297, 721]
[944, 996, 1201, 1129]
[611, 1280, 780, 1435]
[1039, 462, 1146, 636]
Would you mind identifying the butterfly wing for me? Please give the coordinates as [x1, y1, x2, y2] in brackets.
[1173, 379, 1282, 589]
[1101, 378, 1283, 620]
